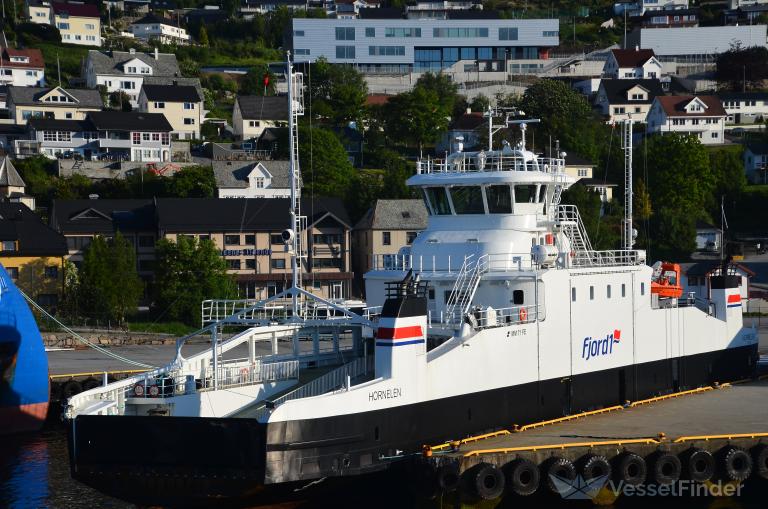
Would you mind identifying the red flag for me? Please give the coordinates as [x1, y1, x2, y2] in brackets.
[263, 74, 270, 87]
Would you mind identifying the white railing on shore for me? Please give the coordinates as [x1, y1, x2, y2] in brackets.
[417, 154, 566, 174]
[254, 356, 374, 421]
[201, 298, 290, 324]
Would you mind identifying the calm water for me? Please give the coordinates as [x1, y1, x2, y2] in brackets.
[2, 424, 767, 509]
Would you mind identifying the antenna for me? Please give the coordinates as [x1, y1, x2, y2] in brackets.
[507, 118, 541, 151]
[621, 119, 634, 251]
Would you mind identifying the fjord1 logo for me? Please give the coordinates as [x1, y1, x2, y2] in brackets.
[582, 330, 621, 360]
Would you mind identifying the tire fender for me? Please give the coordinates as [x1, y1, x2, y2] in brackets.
[505, 458, 540, 496]
[543, 456, 576, 494]
[681, 447, 715, 482]
[752, 444, 768, 480]
[612, 452, 647, 486]
[473, 462, 505, 500]
[648, 451, 682, 486]
[718, 446, 753, 482]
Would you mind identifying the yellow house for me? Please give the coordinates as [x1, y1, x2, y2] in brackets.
[232, 96, 288, 140]
[0, 202, 68, 310]
[51, 1, 102, 46]
[138, 84, 203, 140]
[7, 85, 103, 125]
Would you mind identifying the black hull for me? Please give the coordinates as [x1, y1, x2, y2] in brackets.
[69, 344, 758, 507]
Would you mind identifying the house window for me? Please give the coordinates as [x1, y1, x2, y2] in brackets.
[227, 259, 241, 270]
[57, 22, 70, 30]
[335, 27, 355, 41]
[270, 234, 283, 244]
[295, 49, 310, 56]
[6, 267, 19, 280]
[622, 284, 626, 297]
[631, 93, 643, 100]
[85, 23, 95, 30]
[249, 121, 261, 127]
[571, 287, 576, 301]
[183, 102, 194, 110]
[244, 234, 255, 245]
[161, 133, 170, 145]
[132, 132, 141, 144]
[499, 28, 519, 41]
[65, 112, 73, 119]
[365, 27, 375, 37]
[271, 258, 286, 269]
[1, 241, 16, 252]
[382, 231, 391, 245]
[152, 133, 160, 141]
[154, 102, 165, 108]
[712, 132, 719, 139]
[406, 232, 417, 244]
[614, 107, 626, 114]
[607, 285, 612, 298]
[641, 282, 645, 295]
[692, 119, 700, 125]
[672, 119, 684, 125]
[184, 118, 195, 125]
[255, 177, 265, 188]
[434, 27, 488, 38]
[225, 234, 241, 245]
[634, 107, 641, 113]
[577, 169, 588, 177]
[142, 133, 150, 141]
[335, 46, 355, 59]
[385, 27, 420, 38]
[45, 266, 59, 279]
[86, 35, 96, 41]
[294, 30, 305, 36]
[245, 259, 256, 269]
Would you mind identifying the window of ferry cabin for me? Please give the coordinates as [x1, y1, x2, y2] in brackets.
[425, 187, 452, 215]
[486, 185, 512, 213]
[513, 290, 524, 305]
[450, 186, 484, 214]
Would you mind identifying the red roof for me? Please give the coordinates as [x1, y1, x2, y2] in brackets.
[611, 48, 656, 68]
[1, 48, 44, 70]
[51, 1, 100, 18]
[655, 95, 727, 117]
[366, 94, 392, 107]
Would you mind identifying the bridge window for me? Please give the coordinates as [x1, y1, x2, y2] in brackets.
[589, 286, 594, 300]
[514, 184, 537, 204]
[513, 290, 524, 305]
[538, 185, 547, 203]
[485, 185, 512, 214]
[607, 285, 612, 298]
[571, 287, 576, 302]
[425, 187, 452, 215]
[450, 186, 485, 214]
[641, 282, 645, 295]
[622, 284, 626, 297]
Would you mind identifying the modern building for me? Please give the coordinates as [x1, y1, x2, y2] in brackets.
[51, 1, 102, 46]
[84, 49, 182, 107]
[155, 198, 354, 300]
[0, 202, 68, 310]
[129, 13, 191, 45]
[0, 47, 45, 87]
[352, 199, 427, 294]
[7, 85, 103, 125]
[138, 84, 203, 140]
[232, 95, 288, 140]
[602, 48, 662, 79]
[20, 111, 173, 162]
[48, 198, 158, 282]
[743, 141, 768, 183]
[290, 16, 559, 74]
[628, 25, 767, 58]
[595, 79, 664, 123]
[646, 95, 726, 144]
[719, 92, 768, 125]
[212, 160, 291, 199]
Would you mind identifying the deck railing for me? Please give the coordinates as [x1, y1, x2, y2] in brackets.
[417, 154, 566, 174]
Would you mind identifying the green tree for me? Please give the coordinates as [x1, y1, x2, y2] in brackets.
[239, 64, 276, 96]
[198, 25, 209, 46]
[169, 165, 216, 197]
[709, 146, 746, 207]
[386, 86, 450, 154]
[715, 45, 768, 91]
[641, 134, 715, 259]
[153, 236, 235, 325]
[308, 57, 368, 127]
[414, 72, 460, 116]
[108, 90, 132, 112]
[299, 126, 356, 199]
[470, 94, 491, 113]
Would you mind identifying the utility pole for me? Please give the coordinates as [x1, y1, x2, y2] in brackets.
[624, 9, 627, 50]
[57, 53, 61, 85]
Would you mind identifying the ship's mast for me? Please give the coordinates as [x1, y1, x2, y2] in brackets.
[286, 53, 305, 317]
[621, 119, 634, 251]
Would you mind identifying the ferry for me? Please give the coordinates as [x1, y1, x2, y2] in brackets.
[0, 264, 50, 435]
[66, 59, 758, 506]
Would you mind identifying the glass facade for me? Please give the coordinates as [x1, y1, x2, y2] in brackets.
[433, 27, 488, 38]
[335, 46, 355, 59]
[385, 27, 421, 38]
[499, 28, 518, 41]
[369, 46, 406, 56]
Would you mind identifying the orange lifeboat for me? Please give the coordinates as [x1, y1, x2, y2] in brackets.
[651, 262, 683, 299]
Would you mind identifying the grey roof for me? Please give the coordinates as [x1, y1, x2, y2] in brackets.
[236, 96, 288, 121]
[0, 157, 25, 188]
[355, 199, 428, 230]
[630, 25, 767, 56]
[212, 160, 290, 189]
[86, 50, 181, 77]
[598, 79, 664, 105]
[7, 86, 103, 108]
[141, 84, 200, 102]
[142, 76, 204, 104]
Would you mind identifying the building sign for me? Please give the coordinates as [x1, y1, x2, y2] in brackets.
[221, 249, 271, 257]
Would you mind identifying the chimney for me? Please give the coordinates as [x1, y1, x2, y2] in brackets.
[129, 48, 135, 55]
[154, 47, 159, 60]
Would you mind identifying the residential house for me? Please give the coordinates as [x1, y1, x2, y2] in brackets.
[232, 95, 288, 140]
[212, 160, 291, 198]
[595, 79, 664, 123]
[437, 110, 485, 153]
[695, 221, 722, 252]
[155, 198, 354, 300]
[743, 142, 768, 183]
[25, 0, 53, 23]
[0, 125, 27, 157]
[646, 95, 726, 144]
[602, 48, 662, 79]
[84, 48, 182, 107]
[138, 84, 203, 139]
[48, 198, 158, 283]
[564, 153, 615, 204]
[719, 92, 768, 125]
[6, 85, 103, 125]
[405, 0, 480, 19]
[614, 0, 689, 16]
[0, 47, 45, 87]
[0, 157, 35, 209]
[20, 111, 173, 162]
[729, 0, 768, 8]
[725, 4, 768, 24]
[240, 0, 307, 16]
[682, 261, 753, 301]
[633, 8, 698, 28]
[129, 13, 191, 45]
[334, 0, 381, 19]
[51, 1, 102, 46]
[352, 199, 428, 294]
[0, 202, 68, 310]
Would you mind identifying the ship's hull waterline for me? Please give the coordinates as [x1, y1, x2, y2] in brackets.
[69, 342, 757, 507]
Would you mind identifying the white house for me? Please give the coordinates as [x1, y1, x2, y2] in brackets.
[683, 261, 753, 301]
[743, 142, 768, 183]
[595, 78, 664, 123]
[84, 48, 182, 107]
[129, 13, 191, 45]
[614, 0, 689, 16]
[0, 47, 45, 87]
[603, 48, 662, 79]
[213, 160, 291, 198]
[695, 221, 722, 252]
[436, 111, 485, 153]
[646, 95, 726, 144]
[232, 96, 288, 140]
[720, 92, 768, 125]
